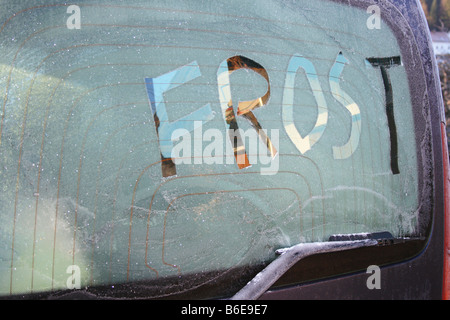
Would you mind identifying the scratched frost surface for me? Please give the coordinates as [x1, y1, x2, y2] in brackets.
[0, 0, 420, 296]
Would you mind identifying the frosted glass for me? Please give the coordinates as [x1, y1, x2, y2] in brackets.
[0, 0, 419, 296]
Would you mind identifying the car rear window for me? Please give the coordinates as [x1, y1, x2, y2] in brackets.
[0, 0, 432, 298]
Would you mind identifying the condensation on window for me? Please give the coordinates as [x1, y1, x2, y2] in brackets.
[0, 0, 423, 297]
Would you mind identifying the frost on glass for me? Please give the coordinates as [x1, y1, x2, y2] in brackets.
[0, 0, 420, 296]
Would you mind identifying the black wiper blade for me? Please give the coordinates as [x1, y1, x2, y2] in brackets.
[328, 231, 394, 242]
[230, 231, 410, 300]
[230, 239, 377, 300]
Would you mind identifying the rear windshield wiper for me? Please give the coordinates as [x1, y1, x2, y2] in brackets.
[230, 232, 417, 300]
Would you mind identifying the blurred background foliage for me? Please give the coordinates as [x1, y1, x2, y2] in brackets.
[420, 0, 450, 141]
[421, 0, 450, 31]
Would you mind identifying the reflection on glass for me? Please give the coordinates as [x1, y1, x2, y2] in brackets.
[282, 54, 329, 154]
[329, 52, 362, 160]
[217, 55, 277, 168]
